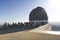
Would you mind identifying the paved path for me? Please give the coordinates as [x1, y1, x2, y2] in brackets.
[0, 24, 60, 40]
[0, 31, 60, 40]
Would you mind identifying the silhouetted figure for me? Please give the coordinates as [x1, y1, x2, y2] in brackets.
[20, 23, 24, 27]
[3, 22, 8, 27]
[17, 22, 21, 27]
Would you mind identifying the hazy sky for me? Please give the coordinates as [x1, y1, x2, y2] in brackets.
[0, 0, 60, 24]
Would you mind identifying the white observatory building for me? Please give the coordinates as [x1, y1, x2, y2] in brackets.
[29, 7, 48, 27]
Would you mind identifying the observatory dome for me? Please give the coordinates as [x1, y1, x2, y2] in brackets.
[29, 7, 48, 21]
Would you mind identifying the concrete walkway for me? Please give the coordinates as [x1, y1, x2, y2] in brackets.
[0, 24, 60, 40]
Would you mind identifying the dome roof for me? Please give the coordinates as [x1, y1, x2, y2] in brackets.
[29, 7, 48, 21]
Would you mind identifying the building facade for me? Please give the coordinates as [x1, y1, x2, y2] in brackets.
[29, 7, 48, 27]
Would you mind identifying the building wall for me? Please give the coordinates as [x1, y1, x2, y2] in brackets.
[29, 20, 48, 27]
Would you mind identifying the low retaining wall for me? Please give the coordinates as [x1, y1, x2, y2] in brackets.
[29, 23, 52, 32]
[38, 24, 51, 31]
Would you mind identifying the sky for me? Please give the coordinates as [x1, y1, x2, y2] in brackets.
[0, 0, 60, 24]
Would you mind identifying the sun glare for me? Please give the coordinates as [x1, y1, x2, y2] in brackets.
[48, 0, 60, 22]
[50, 0, 60, 8]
